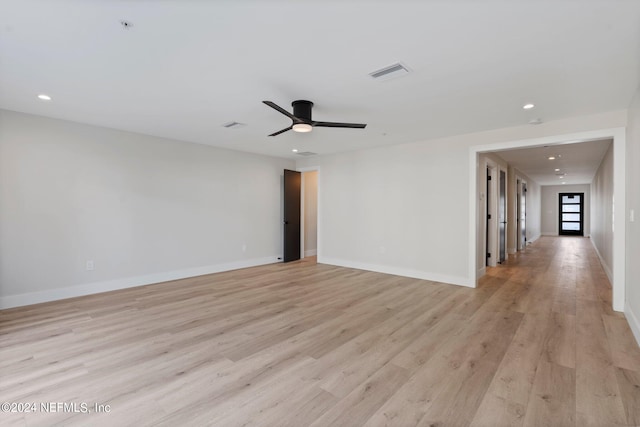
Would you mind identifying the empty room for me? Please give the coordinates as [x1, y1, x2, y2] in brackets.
[2, 1, 640, 426]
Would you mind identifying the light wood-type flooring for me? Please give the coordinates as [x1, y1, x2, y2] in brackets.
[1, 236, 639, 426]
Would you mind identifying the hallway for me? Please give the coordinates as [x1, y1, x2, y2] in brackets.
[474, 236, 640, 426]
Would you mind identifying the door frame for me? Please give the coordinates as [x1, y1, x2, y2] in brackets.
[515, 176, 527, 250]
[498, 166, 507, 263]
[469, 127, 626, 312]
[558, 192, 585, 236]
[297, 166, 321, 260]
[483, 159, 498, 268]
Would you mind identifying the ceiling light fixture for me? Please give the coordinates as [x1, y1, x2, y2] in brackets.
[562, 182, 566, 184]
[292, 149, 298, 153]
[548, 156, 556, 160]
[523, 103, 535, 109]
[555, 168, 560, 172]
[37, 94, 51, 101]
[292, 123, 312, 133]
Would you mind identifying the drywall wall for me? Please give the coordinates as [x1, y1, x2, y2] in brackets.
[541, 184, 591, 236]
[591, 144, 614, 280]
[0, 110, 293, 308]
[297, 110, 626, 287]
[303, 170, 318, 256]
[625, 88, 640, 344]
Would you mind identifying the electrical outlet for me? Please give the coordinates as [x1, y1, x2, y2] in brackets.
[86, 260, 94, 271]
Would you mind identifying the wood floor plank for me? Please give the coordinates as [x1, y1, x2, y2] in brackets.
[521, 359, 576, 427]
[309, 363, 410, 427]
[470, 311, 552, 427]
[614, 367, 640, 426]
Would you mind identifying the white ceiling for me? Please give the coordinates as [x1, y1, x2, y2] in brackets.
[1, 1, 639, 169]
[492, 139, 612, 186]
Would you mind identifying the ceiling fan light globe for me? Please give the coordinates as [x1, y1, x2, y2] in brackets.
[292, 123, 313, 133]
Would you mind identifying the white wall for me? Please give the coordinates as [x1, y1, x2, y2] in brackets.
[303, 170, 318, 256]
[0, 110, 293, 308]
[591, 144, 614, 281]
[297, 110, 627, 287]
[541, 184, 591, 237]
[625, 88, 640, 344]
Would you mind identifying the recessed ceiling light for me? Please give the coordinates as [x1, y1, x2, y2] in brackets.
[555, 168, 560, 172]
[37, 94, 51, 101]
[523, 103, 535, 110]
[292, 149, 298, 153]
[548, 156, 556, 160]
[562, 182, 566, 184]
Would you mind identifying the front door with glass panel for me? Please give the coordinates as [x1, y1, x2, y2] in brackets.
[559, 193, 584, 236]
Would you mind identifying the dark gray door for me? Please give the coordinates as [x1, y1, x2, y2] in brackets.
[521, 183, 527, 249]
[486, 167, 491, 266]
[283, 169, 301, 262]
[499, 170, 506, 263]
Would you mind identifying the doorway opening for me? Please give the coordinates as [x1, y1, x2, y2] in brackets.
[516, 178, 527, 250]
[301, 170, 318, 259]
[559, 192, 584, 236]
[469, 127, 626, 311]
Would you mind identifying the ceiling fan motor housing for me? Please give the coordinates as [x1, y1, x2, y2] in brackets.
[292, 100, 313, 122]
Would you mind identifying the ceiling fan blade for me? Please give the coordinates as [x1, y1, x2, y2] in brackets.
[268, 126, 292, 137]
[263, 101, 297, 120]
[312, 121, 367, 129]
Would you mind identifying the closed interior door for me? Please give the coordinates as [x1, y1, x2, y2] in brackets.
[499, 170, 506, 263]
[283, 169, 301, 262]
[559, 192, 584, 236]
[486, 167, 490, 266]
[520, 182, 526, 249]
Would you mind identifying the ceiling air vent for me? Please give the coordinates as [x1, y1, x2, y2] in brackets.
[369, 62, 409, 81]
[295, 151, 317, 156]
[222, 121, 245, 129]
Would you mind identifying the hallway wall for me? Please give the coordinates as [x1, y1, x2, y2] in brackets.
[541, 184, 591, 237]
[591, 144, 614, 280]
[626, 87, 640, 344]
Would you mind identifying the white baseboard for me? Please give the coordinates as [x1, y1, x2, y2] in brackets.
[541, 232, 557, 236]
[507, 247, 516, 254]
[477, 266, 486, 279]
[0, 256, 280, 310]
[528, 234, 541, 243]
[318, 256, 472, 288]
[590, 240, 613, 284]
[625, 302, 640, 347]
[304, 249, 317, 257]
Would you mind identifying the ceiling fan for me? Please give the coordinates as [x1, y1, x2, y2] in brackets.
[263, 100, 367, 137]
